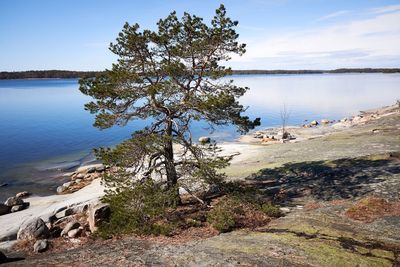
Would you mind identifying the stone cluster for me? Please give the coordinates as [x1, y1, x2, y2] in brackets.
[0, 192, 30, 216]
[57, 164, 107, 194]
[13, 201, 110, 254]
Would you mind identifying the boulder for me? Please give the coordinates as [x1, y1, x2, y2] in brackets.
[95, 165, 105, 172]
[33, 239, 48, 253]
[62, 181, 72, 188]
[87, 203, 111, 232]
[321, 119, 330, 124]
[0, 251, 6, 263]
[67, 228, 82, 238]
[310, 120, 319, 126]
[75, 178, 82, 184]
[0, 204, 10, 216]
[56, 185, 66, 194]
[60, 221, 80, 237]
[17, 217, 50, 240]
[15, 191, 30, 198]
[341, 117, 348, 122]
[198, 136, 211, 144]
[4, 196, 24, 207]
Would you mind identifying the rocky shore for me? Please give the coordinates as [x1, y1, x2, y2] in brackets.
[0, 102, 399, 265]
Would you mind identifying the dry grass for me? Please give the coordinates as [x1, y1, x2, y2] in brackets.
[345, 197, 400, 223]
[304, 201, 322, 210]
[13, 239, 35, 252]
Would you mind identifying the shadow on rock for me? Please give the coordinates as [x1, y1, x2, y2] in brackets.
[245, 154, 400, 203]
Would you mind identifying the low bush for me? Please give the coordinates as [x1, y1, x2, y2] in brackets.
[207, 197, 242, 232]
[207, 195, 279, 233]
[97, 179, 180, 238]
[260, 202, 282, 218]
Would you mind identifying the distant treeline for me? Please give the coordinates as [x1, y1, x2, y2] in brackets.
[0, 70, 103, 80]
[232, 68, 400, 75]
[1, 68, 400, 80]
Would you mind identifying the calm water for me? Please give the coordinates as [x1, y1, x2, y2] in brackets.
[0, 74, 399, 198]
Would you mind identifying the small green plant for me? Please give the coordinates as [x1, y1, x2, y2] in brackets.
[260, 202, 282, 218]
[207, 196, 246, 233]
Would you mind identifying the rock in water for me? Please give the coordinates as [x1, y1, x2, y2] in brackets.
[321, 119, 330, 124]
[33, 239, 48, 253]
[4, 196, 24, 207]
[310, 120, 319, 126]
[56, 185, 66, 194]
[16, 191, 30, 198]
[0, 204, 10, 216]
[198, 136, 211, 144]
[17, 217, 50, 240]
[88, 203, 111, 232]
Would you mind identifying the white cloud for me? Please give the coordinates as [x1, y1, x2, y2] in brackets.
[229, 6, 400, 69]
[369, 4, 400, 14]
[315, 10, 350, 22]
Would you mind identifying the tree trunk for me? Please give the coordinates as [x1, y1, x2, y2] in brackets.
[164, 119, 178, 188]
[164, 118, 181, 204]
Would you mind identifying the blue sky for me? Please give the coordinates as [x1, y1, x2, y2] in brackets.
[1, 0, 400, 71]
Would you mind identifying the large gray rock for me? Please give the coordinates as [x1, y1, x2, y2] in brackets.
[0, 204, 10, 216]
[61, 221, 80, 237]
[87, 203, 110, 232]
[17, 217, 50, 240]
[33, 239, 48, 253]
[4, 196, 23, 207]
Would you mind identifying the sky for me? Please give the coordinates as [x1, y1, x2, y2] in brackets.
[1, 0, 400, 71]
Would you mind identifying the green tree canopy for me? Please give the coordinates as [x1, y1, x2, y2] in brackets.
[79, 5, 260, 197]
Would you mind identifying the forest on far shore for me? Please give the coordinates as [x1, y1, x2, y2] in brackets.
[1, 68, 400, 80]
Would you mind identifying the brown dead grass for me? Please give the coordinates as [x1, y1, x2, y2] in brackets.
[13, 239, 35, 252]
[345, 197, 400, 223]
[304, 201, 322, 210]
[134, 225, 219, 245]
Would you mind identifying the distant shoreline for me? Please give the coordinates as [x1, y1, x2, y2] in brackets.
[1, 68, 400, 80]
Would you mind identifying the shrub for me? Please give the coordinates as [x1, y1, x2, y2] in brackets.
[98, 179, 180, 238]
[260, 202, 282, 218]
[207, 193, 282, 233]
[207, 197, 239, 233]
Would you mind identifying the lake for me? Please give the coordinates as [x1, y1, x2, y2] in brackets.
[0, 73, 399, 199]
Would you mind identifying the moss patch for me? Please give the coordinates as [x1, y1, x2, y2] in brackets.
[267, 232, 393, 267]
